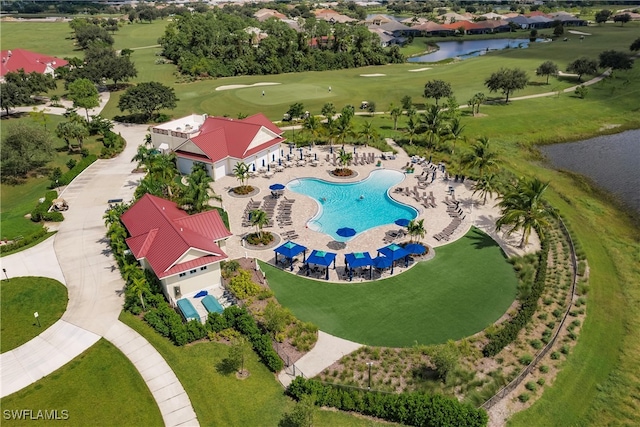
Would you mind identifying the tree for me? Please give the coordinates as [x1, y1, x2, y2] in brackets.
[118, 82, 177, 120]
[132, 144, 156, 170]
[128, 276, 150, 311]
[286, 102, 305, 120]
[404, 116, 418, 145]
[0, 82, 29, 116]
[149, 153, 179, 198]
[1, 121, 54, 177]
[303, 115, 323, 144]
[278, 395, 315, 427]
[400, 95, 412, 110]
[429, 342, 459, 382]
[423, 79, 453, 106]
[179, 163, 219, 214]
[67, 78, 100, 121]
[496, 178, 552, 248]
[631, 37, 640, 52]
[595, 9, 612, 24]
[567, 57, 598, 82]
[263, 301, 293, 337]
[553, 23, 564, 37]
[226, 336, 251, 375]
[366, 101, 376, 116]
[389, 104, 402, 130]
[334, 116, 355, 146]
[233, 162, 250, 189]
[56, 120, 89, 151]
[321, 103, 336, 121]
[359, 121, 378, 146]
[447, 117, 465, 154]
[74, 25, 114, 49]
[407, 219, 425, 243]
[461, 136, 499, 178]
[419, 104, 446, 138]
[484, 68, 529, 103]
[613, 13, 631, 26]
[4, 70, 56, 96]
[337, 148, 352, 169]
[250, 209, 269, 239]
[536, 61, 558, 84]
[106, 54, 138, 87]
[599, 50, 633, 73]
[574, 85, 589, 99]
[472, 173, 498, 205]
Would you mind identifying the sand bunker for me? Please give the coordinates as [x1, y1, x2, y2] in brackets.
[568, 30, 591, 36]
[408, 68, 432, 72]
[215, 82, 281, 91]
[360, 74, 386, 77]
[558, 71, 579, 77]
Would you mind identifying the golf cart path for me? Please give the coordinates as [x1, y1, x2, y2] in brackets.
[0, 123, 199, 426]
[1, 92, 110, 117]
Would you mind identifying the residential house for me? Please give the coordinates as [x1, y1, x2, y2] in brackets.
[1, 49, 68, 81]
[121, 193, 232, 306]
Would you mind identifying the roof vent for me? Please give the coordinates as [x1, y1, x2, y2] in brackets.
[7, 50, 12, 57]
[180, 228, 183, 232]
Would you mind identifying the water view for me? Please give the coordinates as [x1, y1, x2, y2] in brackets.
[540, 129, 640, 214]
[409, 38, 541, 62]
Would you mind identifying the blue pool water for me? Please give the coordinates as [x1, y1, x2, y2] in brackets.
[287, 169, 418, 242]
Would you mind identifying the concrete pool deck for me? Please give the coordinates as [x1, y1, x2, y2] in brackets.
[211, 139, 540, 283]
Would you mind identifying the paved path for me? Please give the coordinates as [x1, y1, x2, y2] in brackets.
[278, 332, 363, 387]
[0, 123, 199, 426]
[1, 92, 110, 117]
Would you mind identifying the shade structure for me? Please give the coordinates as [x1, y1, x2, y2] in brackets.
[377, 243, 410, 274]
[274, 240, 307, 271]
[269, 183, 285, 191]
[345, 252, 373, 281]
[372, 256, 393, 269]
[394, 218, 411, 227]
[336, 227, 357, 238]
[404, 243, 426, 255]
[305, 249, 337, 279]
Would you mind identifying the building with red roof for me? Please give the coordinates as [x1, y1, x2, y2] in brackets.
[150, 113, 285, 180]
[121, 193, 232, 304]
[0, 49, 68, 81]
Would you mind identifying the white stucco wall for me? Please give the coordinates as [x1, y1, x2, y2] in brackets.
[162, 263, 222, 305]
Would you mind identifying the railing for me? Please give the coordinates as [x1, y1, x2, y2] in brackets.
[481, 218, 578, 410]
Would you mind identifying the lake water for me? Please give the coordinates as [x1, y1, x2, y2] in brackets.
[409, 38, 540, 62]
[540, 130, 640, 214]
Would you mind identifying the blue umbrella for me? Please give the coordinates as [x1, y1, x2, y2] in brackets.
[194, 290, 208, 298]
[404, 243, 426, 255]
[395, 218, 411, 227]
[372, 256, 392, 269]
[336, 227, 356, 238]
[269, 183, 285, 191]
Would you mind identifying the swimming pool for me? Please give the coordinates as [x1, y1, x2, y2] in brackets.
[287, 169, 418, 242]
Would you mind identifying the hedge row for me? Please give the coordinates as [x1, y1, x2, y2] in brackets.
[144, 299, 207, 346]
[30, 190, 63, 222]
[49, 154, 98, 188]
[286, 377, 488, 427]
[0, 228, 50, 255]
[483, 235, 550, 357]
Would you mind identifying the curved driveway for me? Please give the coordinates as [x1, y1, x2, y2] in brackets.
[1, 123, 198, 426]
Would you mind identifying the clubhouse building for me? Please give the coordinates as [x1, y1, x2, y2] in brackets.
[149, 113, 286, 180]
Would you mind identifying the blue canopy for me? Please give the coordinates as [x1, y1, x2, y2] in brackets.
[344, 252, 373, 268]
[404, 243, 426, 255]
[377, 243, 410, 261]
[275, 240, 307, 270]
[306, 250, 337, 280]
[372, 256, 393, 269]
[336, 227, 357, 238]
[394, 218, 411, 227]
[269, 183, 285, 191]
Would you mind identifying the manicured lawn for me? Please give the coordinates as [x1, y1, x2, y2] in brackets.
[120, 311, 393, 427]
[0, 277, 67, 353]
[0, 339, 163, 426]
[263, 227, 518, 347]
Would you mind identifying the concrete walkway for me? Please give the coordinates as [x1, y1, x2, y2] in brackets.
[0, 123, 199, 426]
[278, 332, 363, 388]
[1, 91, 110, 117]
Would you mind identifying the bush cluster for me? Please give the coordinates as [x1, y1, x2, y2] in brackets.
[100, 131, 126, 158]
[483, 235, 550, 357]
[30, 191, 63, 222]
[227, 269, 260, 299]
[50, 155, 98, 188]
[0, 228, 50, 255]
[286, 377, 488, 427]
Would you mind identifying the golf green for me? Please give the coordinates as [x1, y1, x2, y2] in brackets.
[263, 227, 518, 347]
[216, 83, 336, 107]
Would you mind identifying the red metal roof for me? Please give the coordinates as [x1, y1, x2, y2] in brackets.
[121, 194, 230, 278]
[1, 49, 68, 78]
[177, 113, 285, 163]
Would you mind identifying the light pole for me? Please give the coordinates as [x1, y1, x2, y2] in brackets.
[2, 268, 8, 281]
[366, 362, 373, 390]
[34, 312, 41, 328]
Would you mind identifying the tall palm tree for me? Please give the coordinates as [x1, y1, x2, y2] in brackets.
[460, 136, 499, 178]
[472, 173, 498, 205]
[132, 144, 155, 170]
[359, 121, 378, 146]
[404, 116, 418, 145]
[447, 117, 466, 154]
[419, 104, 446, 137]
[134, 177, 164, 199]
[250, 209, 269, 239]
[149, 153, 178, 198]
[335, 116, 355, 147]
[496, 178, 552, 248]
[233, 162, 249, 189]
[303, 115, 323, 145]
[337, 148, 352, 169]
[180, 164, 220, 214]
[389, 105, 403, 130]
[128, 276, 150, 310]
[324, 117, 338, 146]
[407, 219, 426, 243]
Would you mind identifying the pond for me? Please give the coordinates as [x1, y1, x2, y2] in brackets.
[409, 38, 544, 62]
[540, 129, 640, 214]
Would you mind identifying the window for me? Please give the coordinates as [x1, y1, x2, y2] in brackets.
[179, 272, 186, 277]
[200, 266, 207, 271]
[190, 269, 197, 274]
[174, 286, 181, 298]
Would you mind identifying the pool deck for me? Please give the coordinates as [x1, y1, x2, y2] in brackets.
[212, 139, 540, 282]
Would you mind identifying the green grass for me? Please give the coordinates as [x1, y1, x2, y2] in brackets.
[0, 277, 68, 353]
[263, 227, 518, 347]
[0, 339, 163, 425]
[119, 311, 393, 427]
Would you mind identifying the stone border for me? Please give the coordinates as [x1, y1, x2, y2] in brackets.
[227, 186, 260, 198]
[243, 231, 282, 251]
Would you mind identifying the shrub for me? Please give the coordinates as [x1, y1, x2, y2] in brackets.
[525, 381, 537, 391]
[550, 351, 560, 360]
[0, 228, 49, 255]
[519, 354, 533, 365]
[186, 319, 207, 342]
[50, 154, 97, 188]
[537, 378, 546, 386]
[518, 393, 530, 403]
[529, 339, 543, 350]
[221, 260, 240, 279]
[263, 301, 294, 336]
[206, 312, 228, 333]
[66, 158, 77, 170]
[539, 365, 549, 373]
[227, 269, 260, 299]
[560, 344, 570, 355]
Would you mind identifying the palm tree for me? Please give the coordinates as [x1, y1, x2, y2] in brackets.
[180, 164, 220, 214]
[447, 117, 466, 154]
[324, 117, 338, 146]
[250, 209, 269, 239]
[335, 116, 355, 147]
[132, 144, 155, 170]
[359, 121, 378, 147]
[149, 153, 178, 198]
[233, 162, 250, 189]
[496, 178, 552, 248]
[337, 148, 352, 169]
[56, 120, 88, 151]
[420, 104, 446, 137]
[405, 116, 418, 145]
[460, 136, 499, 178]
[472, 173, 498, 205]
[389, 105, 403, 130]
[303, 115, 323, 145]
[128, 276, 150, 310]
[407, 219, 426, 243]
[134, 177, 164, 199]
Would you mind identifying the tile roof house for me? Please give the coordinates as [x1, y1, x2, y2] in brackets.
[121, 193, 232, 305]
[0, 49, 68, 81]
[150, 113, 285, 180]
